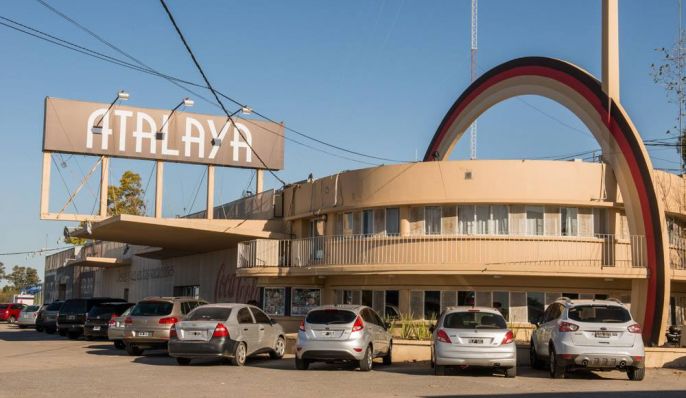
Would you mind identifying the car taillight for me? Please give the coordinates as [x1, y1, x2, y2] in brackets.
[627, 323, 642, 334]
[213, 323, 229, 338]
[124, 316, 132, 324]
[158, 317, 178, 325]
[108, 319, 116, 327]
[352, 316, 364, 332]
[501, 330, 514, 345]
[299, 320, 305, 332]
[558, 321, 579, 332]
[436, 329, 452, 343]
[170, 325, 177, 338]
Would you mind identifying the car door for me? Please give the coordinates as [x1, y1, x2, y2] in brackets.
[361, 309, 382, 356]
[370, 309, 390, 354]
[541, 303, 562, 356]
[250, 307, 276, 351]
[535, 305, 553, 356]
[236, 307, 259, 353]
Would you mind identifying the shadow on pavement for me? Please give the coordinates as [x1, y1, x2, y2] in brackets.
[0, 327, 66, 342]
[422, 392, 686, 398]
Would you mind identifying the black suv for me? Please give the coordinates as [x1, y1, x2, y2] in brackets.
[84, 302, 134, 340]
[58, 298, 126, 339]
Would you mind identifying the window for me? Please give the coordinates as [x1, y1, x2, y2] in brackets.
[173, 285, 200, 298]
[562, 292, 580, 300]
[475, 205, 490, 234]
[123, 288, 129, 302]
[263, 288, 286, 316]
[385, 290, 400, 319]
[363, 210, 374, 235]
[343, 212, 354, 235]
[424, 291, 441, 320]
[491, 205, 509, 235]
[568, 305, 631, 323]
[458, 205, 476, 234]
[476, 291, 492, 307]
[493, 291, 510, 321]
[458, 291, 475, 306]
[306, 309, 356, 324]
[131, 301, 173, 316]
[459, 205, 509, 235]
[443, 311, 507, 329]
[385, 208, 400, 236]
[561, 207, 579, 236]
[526, 206, 544, 235]
[441, 291, 458, 312]
[361, 290, 373, 307]
[425, 206, 442, 235]
[187, 307, 231, 321]
[251, 307, 271, 324]
[291, 288, 321, 316]
[237, 307, 254, 324]
[527, 292, 545, 324]
[410, 291, 424, 320]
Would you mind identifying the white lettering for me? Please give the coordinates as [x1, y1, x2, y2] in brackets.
[85, 108, 112, 150]
[183, 117, 205, 158]
[133, 112, 157, 154]
[160, 114, 179, 156]
[230, 123, 252, 162]
[113, 110, 133, 152]
[207, 119, 231, 159]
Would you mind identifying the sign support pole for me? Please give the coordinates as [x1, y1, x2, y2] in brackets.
[206, 165, 215, 220]
[155, 160, 164, 219]
[40, 152, 52, 218]
[255, 169, 264, 194]
[99, 156, 109, 217]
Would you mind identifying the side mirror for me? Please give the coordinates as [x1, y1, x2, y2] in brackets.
[384, 321, 392, 330]
[429, 324, 435, 333]
[269, 319, 276, 325]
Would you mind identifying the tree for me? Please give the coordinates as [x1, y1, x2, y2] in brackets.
[107, 170, 146, 216]
[5, 266, 41, 292]
[0, 262, 5, 280]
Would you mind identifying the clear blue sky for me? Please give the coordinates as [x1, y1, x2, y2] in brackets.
[0, 0, 683, 279]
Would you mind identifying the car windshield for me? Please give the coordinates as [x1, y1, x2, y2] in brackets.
[568, 305, 631, 323]
[306, 309, 357, 325]
[46, 302, 63, 311]
[0, 304, 8, 309]
[186, 307, 231, 321]
[131, 301, 173, 316]
[60, 300, 87, 314]
[88, 304, 129, 317]
[25, 305, 40, 312]
[443, 311, 508, 329]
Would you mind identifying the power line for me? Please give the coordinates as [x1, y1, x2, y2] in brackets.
[0, 246, 73, 256]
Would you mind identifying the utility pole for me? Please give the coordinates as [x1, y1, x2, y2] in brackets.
[469, 0, 478, 160]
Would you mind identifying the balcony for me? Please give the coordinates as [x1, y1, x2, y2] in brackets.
[237, 234, 647, 278]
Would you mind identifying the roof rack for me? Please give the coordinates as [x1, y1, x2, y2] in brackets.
[555, 296, 572, 302]
[606, 297, 623, 304]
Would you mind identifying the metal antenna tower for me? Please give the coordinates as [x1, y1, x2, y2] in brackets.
[469, 0, 478, 160]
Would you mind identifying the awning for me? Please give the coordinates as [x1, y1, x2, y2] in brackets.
[66, 257, 131, 269]
[72, 214, 288, 254]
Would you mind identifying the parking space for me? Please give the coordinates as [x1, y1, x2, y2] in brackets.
[0, 323, 684, 397]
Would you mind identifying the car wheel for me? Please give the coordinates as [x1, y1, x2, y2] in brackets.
[548, 346, 566, 379]
[18, 325, 26, 329]
[67, 332, 80, 340]
[530, 341, 544, 369]
[359, 345, 373, 372]
[46, 327, 56, 335]
[36, 326, 44, 332]
[231, 342, 247, 366]
[85, 335, 94, 341]
[295, 357, 310, 370]
[58, 329, 67, 337]
[125, 343, 143, 356]
[383, 342, 392, 365]
[628, 366, 645, 381]
[176, 357, 192, 366]
[505, 366, 517, 378]
[9, 316, 16, 324]
[114, 340, 125, 350]
[434, 365, 446, 376]
[270, 336, 286, 359]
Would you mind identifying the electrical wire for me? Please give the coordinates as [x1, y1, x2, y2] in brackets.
[0, 246, 73, 256]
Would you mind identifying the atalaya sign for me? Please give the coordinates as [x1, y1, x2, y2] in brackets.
[43, 97, 284, 169]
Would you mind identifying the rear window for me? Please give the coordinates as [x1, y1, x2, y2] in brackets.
[443, 311, 507, 329]
[60, 300, 87, 314]
[131, 301, 173, 316]
[25, 306, 40, 312]
[88, 304, 131, 317]
[46, 302, 63, 311]
[306, 309, 357, 325]
[568, 305, 631, 323]
[186, 307, 232, 321]
[0, 304, 8, 309]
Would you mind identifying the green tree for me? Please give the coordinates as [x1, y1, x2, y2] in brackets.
[6, 266, 41, 292]
[108, 170, 146, 216]
[0, 262, 5, 280]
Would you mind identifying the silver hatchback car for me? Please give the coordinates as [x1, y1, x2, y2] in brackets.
[530, 298, 645, 380]
[296, 305, 392, 371]
[431, 306, 517, 377]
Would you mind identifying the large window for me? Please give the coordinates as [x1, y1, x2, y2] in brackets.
[492, 291, 510, 321]
[561, 207, 579, 236]
[458, 205, 509, 235]
[343, 212, 354, 235]
[173, 285, 199, 298]
[527, 292, 545, 323]
[291, 288, 320, 316]
[425, 206, 442, 235]
[526, 206, 544, 236]
[263, 287, 286, 316]
[424, 291, 441, 320]
[362, 210, 374, 235]
[386, 208, 400, 236]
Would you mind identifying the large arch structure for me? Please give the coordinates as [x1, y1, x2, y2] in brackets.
[424, 56, 669, 345]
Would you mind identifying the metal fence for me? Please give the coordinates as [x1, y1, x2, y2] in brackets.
[238, 233, 646, 270]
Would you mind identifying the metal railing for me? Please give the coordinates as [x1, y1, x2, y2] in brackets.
[670, 237, 686, 270]
[237, 233, 646, 270]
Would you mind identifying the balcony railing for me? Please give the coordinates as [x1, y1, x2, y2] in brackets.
[237, 234, 647, 270]
[670, 238, 686, 270]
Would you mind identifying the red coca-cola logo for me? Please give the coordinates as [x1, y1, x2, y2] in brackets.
[214, 263, 258, 303]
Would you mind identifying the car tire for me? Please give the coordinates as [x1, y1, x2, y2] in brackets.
[231, 342, 247, 366]
[548, 346, 566, 379]
[383, 342, 392, 365]
[176, 357, 192, 366]
[359, 345, 373, 372]
[269, 336, 286, 359]
[530, 341, 544, 369]
[46, 327, 56, 335]
[9, 316, 16, 324]
[67, 332, 80, 340]
[505, 366, 517, 378]
[125, 343, 143, 356]
[295, 357, 310, 370]
[628, 366, 645, 381]
[434, 365, 446, 376]
[36, 326, 44, 332]
[114, 340, 126, 350]
[58, 329, 67, 337]
[85, 335, 94, 341]
[18, 325, 26, 329]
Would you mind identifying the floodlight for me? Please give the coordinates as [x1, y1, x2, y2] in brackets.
[117, 90, 130, 101]
[241, 106, 252, 115]
[92, 90, 129, 134]
[157, 97, 193, 139]
[183, 98, 194, 107]
[211, 137, 222, 146]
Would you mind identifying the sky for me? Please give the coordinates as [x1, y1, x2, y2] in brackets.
[0, 0, 684, 280]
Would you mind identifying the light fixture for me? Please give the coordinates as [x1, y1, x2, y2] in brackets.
[157, 97, 193, 140]
[241, 106, 252, 115]
[92, 90, 129, 134]
[211, 137, 222, 146]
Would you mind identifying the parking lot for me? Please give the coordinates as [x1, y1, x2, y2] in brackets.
[0, 324, 684, 398]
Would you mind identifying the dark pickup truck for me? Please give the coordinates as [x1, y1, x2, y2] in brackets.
[58, 298, 126, 339]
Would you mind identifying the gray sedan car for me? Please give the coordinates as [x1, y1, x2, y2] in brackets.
[431, 306, 517, 377]
[295, 305, 392, 371]
[168, 304, 285, 366]
[17, 305, 42, 328]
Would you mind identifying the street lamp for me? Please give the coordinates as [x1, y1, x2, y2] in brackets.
[211, 106, 252, 146]
[156, 97, 193, 140]
[91, 90, 129, 134]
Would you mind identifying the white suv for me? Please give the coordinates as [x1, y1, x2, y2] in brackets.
[530, 298, 645, 380]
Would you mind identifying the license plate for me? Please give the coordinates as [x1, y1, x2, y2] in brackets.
[469, 338, 484, 344]
[67, 315, 75, 320]
[136, 331, 151, 337]
[93, 326, 101, 331]
[594, 331, 617, 338]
